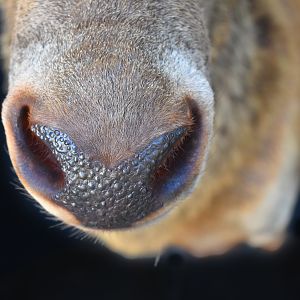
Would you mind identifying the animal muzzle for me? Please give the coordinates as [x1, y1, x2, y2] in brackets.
[2, 96, 206, 230]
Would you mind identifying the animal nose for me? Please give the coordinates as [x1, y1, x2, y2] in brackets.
[3, 101, 203, 229]
[30, 124, 188, 229]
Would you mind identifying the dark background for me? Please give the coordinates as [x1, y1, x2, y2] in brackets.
[0, 50, 300, 300]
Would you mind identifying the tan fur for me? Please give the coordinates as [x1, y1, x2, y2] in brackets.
[1, 0, 299, 257]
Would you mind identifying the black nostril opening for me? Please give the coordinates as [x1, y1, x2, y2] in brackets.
[152, 99, 202, 200]
[17, 106, 65, 195]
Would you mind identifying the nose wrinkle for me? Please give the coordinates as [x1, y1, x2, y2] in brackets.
[31, 124, 186, 229]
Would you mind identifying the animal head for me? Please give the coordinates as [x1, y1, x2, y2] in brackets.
[2, 1, 214, 230]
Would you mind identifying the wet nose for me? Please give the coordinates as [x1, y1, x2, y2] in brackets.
[30, 124, 188, 229]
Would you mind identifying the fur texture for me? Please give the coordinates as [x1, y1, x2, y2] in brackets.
[1, 0, 300, 257]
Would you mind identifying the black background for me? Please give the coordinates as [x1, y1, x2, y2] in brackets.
[0, 46, 300, 300]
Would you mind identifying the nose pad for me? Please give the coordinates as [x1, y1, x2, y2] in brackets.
[30, 124, 189, 229]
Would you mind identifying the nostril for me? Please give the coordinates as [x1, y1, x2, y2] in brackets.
[151, 100, 202, 201]
[16, 106, 65, 196]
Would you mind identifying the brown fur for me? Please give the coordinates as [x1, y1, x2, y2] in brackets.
[1, 0, 300, 257]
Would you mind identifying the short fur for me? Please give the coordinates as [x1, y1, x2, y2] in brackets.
[1, 0, 300, 257]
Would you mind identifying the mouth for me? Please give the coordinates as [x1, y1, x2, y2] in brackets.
[4, 98, 204, 230]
